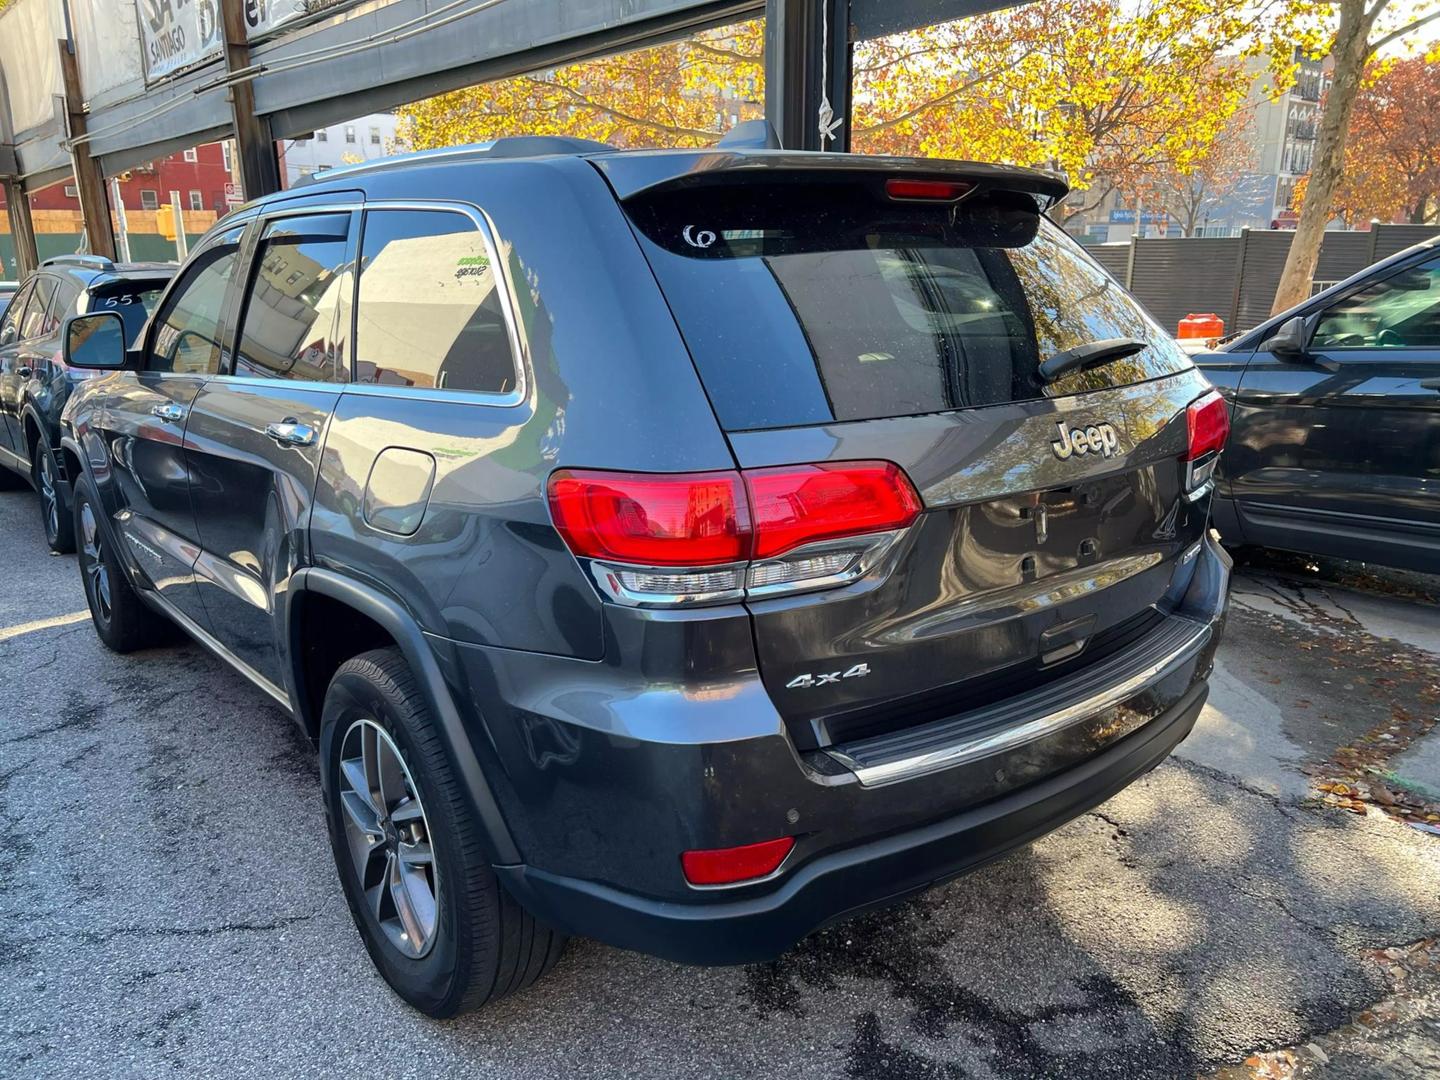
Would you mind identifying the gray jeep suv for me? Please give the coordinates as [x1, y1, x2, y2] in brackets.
[57, 136, 1231, 1017]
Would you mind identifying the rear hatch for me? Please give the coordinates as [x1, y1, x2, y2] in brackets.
[599, 154, 1214, 750]
[84, 274, 172, 348]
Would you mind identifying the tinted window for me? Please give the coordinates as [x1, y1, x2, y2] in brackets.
[0, 282, 33, 346]
[233, 214, 350, 382]
[89, 283, 167, 347]
[1312, 258, 1440, 350]
[51, 278, 84, 323]
[20, 277, 58, 340]
[628, 181, 1191, 430]
[150, 229, 244, 375]
[354, 209, 517, 394]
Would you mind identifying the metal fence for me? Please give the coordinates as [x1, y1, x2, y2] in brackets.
[1089, 225, 1440, 335]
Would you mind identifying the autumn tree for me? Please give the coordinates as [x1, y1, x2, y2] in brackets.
[1269, 3, 1440, 313]
[851, 0, 1264, 224]
[399, 0, 1270, 215]
[1144, 108, 1260, 235]
[397, 21, 764, 149]
[1299, 55, 1440, 226]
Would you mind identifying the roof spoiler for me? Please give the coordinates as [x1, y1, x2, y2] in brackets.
[591, 151, 1069, 210]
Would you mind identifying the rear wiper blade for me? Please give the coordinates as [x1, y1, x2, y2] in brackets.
[1038, 337, 1148, 384]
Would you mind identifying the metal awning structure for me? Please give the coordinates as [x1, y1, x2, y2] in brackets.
[1, 0, 1022, 271]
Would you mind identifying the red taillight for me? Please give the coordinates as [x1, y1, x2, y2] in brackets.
[746, 462, 922, 559]
[681, 837, 795, 886]
[885, 178, 973, 201]
[547, 470, 747, 566]
[1184, 391, 1229, 461]
[548, 462, 920, 565]
[548, 461, 922, 604]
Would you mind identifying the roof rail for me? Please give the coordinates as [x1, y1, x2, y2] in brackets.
[41, 254, 116, 272]
[295, 136, 615, 186]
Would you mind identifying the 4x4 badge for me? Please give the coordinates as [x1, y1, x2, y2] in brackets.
[786, 663, 871, 690]
[1051, 421, 1119, 461]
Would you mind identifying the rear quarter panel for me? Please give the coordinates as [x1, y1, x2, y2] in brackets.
[308, 157, 738, 660]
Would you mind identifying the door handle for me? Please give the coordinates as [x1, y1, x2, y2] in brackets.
[151, 403, 187, 422]
[264, 419, 318, 448]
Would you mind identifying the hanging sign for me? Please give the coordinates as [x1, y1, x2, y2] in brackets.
[138, 0, 223, 82]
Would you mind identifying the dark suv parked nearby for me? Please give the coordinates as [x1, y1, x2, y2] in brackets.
[0, 256, 172, 551]
[57, 136, 1231, 1016]
[1193, 236, 1439, 573]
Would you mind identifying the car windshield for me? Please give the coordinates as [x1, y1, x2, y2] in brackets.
[91, 284, 168, 347]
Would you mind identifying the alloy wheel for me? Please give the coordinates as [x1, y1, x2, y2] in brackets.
[79, 501, 112, 623]
[338, 718, 440, 959]
[37, 452, 59, 542]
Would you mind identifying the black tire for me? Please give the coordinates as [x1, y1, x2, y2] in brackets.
[73, 479, 173, 652]
[33, 435, 75, 554]
[320, 648, 565, 1017]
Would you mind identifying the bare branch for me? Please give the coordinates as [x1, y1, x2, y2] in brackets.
[1368, 7, 1440, 55]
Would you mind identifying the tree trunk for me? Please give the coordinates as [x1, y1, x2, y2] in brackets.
[1271, 2, 1374, 314]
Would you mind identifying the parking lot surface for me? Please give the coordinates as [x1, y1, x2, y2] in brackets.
[2, 488, 1438, 1079]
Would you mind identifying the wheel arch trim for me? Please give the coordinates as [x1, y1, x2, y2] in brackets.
[293, 566, 522, 865]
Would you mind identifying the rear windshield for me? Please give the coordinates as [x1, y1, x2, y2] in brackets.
[626, 180, 1191, 430]
[89, 282, 167, 347]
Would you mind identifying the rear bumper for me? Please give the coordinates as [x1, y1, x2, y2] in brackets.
[446, 534, 1229, 964]
[498, 679, 1207, 965]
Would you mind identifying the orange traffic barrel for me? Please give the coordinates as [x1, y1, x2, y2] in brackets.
[1177, 313, 1225, 340]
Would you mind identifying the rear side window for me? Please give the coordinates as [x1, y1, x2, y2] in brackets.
[20, 276, 58, 340]
[51, 279, 83, 322]
[233, 214, 351, 383]
[354, 208, 517, 395]
[0, 282, 33, 346]
[627, 180, 1191, 430]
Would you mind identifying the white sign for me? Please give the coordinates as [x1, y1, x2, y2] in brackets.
[245, 0, 354, 40]
[138, 0, 222, 82]
[224, 181, 243, 206]
[245, 0, 304, 38]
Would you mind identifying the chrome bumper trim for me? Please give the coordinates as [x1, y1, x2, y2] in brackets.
[829, 616, 1213, 788]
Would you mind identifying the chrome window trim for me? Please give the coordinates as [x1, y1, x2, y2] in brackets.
[344, 199, 528, 409]
[201, 374, 346, 393]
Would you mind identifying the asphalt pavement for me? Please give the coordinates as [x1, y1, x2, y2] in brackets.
[2, 486, 1438, 1079]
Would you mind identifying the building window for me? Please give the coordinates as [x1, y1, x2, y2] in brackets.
[369, 126, 381, 145]
[317, 129, 328, 142]
[183, 148, 198, 162]
[345, 125, 356, 144]
[140, 189, 159, 210]
[63, 184, 78, 198]
[189, 190, 204, 211]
